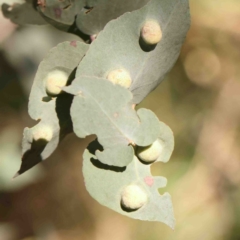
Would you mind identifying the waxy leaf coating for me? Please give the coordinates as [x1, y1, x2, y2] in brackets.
[4, 0, 191, 228]
[76, 0, 150, 35]
[64, 76, 160, 166]
[17, 41, 89, 175]
[37, 0, 84, 26]
[82, 118, 174, 226]
[2, 0, 46, 25]
[137, 121, 174, 164]
[76, 0, 190, 104]
[83, 153, 174, 227]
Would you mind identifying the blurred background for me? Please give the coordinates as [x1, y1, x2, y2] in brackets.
[1, 0, 240, 239]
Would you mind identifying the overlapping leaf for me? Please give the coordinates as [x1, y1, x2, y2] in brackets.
[17, 41, 89, 175]
[87, 139, 134, 167]
[83, 112, 175, 228]
[6, 0, 191, 227]
[37, 0, 151, 36]
[76, 0, 190, 104]
[141, 121, 174, 164]
[37, 0, 84, 26]
[76, 0, 150, 35]
[83, 155, 174, 227]
[64, 76, 160, 166]
[82, 120, 175, 227]
[2, 0, 46, 25]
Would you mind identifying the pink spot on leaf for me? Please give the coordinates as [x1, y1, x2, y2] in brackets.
[54, 8, 62, 18]
[144, 176, 154, 186]
[70, 40, 77, 47]
[90, 34, 97, 42]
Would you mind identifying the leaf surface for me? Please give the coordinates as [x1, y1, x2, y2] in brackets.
[64, 77, 160, 147]
[38, 0, 84, 25]
[64, 76, 160, 166]
[83, 120, 174, 227]
[2, 1, 46, 25]
[76, 0, 190, 104]
[83, 155, 174, 227]
[17, 41, 89, 175]
[88, 139, 134, 167]
[76, 0, 150, 35]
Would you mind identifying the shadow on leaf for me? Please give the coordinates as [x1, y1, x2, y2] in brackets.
[17, 139, 47, 176]
[90, 158, 126, 172]
[17, 69, 77, 176]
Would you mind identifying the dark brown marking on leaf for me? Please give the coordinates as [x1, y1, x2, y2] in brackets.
[82, 6, 94, 14]
[85, 7, 93, 14]
[63, 4, 71, 10]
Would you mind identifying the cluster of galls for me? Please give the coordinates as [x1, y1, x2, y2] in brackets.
[34, 20, 163, 211]
[121, 139, 164, 211]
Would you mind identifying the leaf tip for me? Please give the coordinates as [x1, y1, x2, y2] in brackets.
[12, 172, 20, 179]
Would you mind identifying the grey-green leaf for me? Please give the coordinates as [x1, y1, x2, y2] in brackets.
[137, 121, 174, 164]
[76, 0, 190, 104]
[64, 76, 160, 148]
[18, 41, 89, 175]
[64, 76, 160, 167]
[37, 10, 90, 41]
[2, 1, 46, 25]
[37, 0, 84, 26]
[37, 12, 72, 32]
[76, 0, 150, 35]
[83, 152, 175, 228]
[83, 118, 174, 226]
[88, 139, 134, 167]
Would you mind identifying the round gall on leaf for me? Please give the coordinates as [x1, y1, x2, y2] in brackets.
[45, 70, 68, 96]
[107, 69, 132, 88]
[32, 125, 53, 142]
[141, 20, 162, 45]
[137, 139, 164, 163]
[121, 184, 148, 210]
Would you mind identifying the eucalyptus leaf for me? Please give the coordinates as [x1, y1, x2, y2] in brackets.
[17, 41, 89, 175]
[76, 0, 190, 104]
[96, 145, 135, 167]
[76, 0, 150, 35]
[37, 0, 91, 40]
[83, 119, 174, 226]
[2, 0, 46, 25]
[37, 11, 71, 32]
[37, 10, 90, 41]
[64, 76, 160, 147]
[89, 119, 174, 167]
[83, 152, 175, 228]
[138, 121, 174, 164]
[88, 139, 134, 167]
[64, 76, 161, 167]
[37, 0, 84, 25]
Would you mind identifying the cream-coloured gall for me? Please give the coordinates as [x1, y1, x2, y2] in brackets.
[141, 20, 162, 45]
[32, 125, 53, 142]
[45, 70, 68, 96]
[121, 184, 148, 210]
[107, 69, 132, 88]
[137, 139, 164, 163]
